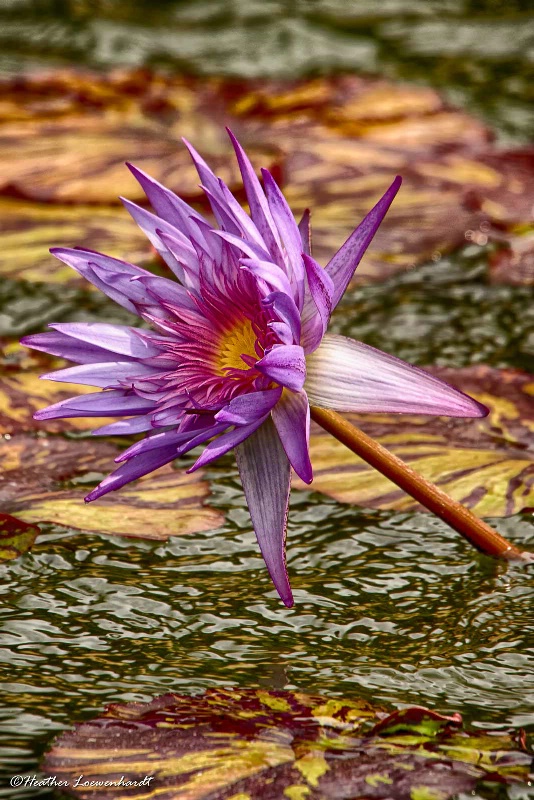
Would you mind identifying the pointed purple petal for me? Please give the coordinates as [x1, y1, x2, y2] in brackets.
[115, 425, 209, 463]
[300, 253, 334, 353]
[298, 209, 311, 256]
[20, 331, 123, 364]
[226, 129, 284, 264]
[269, 321, 293, 345]
[240, 257, 293, 297]
[129, 267, 199, 309]
[256, 345, 306, 392]
[34, 390, 156, 420]
[85, 445, 179, 502]
[235, 417, 293, 607]
[262, 291, 301, 344]
[272, 389, 312, 484]
[50, 248, 140, 315]
[261, 168, 305, 306]
[40, 361, 156, 388]
[120, 198, 191, 283]
[215, 388, 282, 425]
[306, 334, 489, 417]
[175, 422, 227, 457]
[188, 415, 268, 471]
[49, 248, 175, 317]
[126, 162, 207, 238]
[326, 176, 402, 309]
[182, 138, 235, 230]
[213, 229, 272, 263]
[92, 416, 155, 436]
[48, 323, 163, 358]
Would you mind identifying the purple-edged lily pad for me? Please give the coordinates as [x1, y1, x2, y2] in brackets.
[42, 688, 532, 799]
[0, 512, 39, 562]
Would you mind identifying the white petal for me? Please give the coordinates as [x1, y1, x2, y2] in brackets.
[305, 334, 488, 417]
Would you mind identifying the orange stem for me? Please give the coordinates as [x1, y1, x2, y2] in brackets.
[310, 406, 533, 563]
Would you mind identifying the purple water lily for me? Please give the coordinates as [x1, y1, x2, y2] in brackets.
[22, 130, 487, 607]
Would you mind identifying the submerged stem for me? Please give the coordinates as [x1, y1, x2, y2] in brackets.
[310, 406, 533, 563]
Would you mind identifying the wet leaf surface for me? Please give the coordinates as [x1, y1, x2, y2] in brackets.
[42, 688, 532, 799]
[0, 437, 223, 540]
[0, 512, 39, 562]
[0, 199, 153, 283]
[297, 366, 534, 517]
[0, 72, 532, 284]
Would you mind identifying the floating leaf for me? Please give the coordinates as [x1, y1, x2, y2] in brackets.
[0, 355, 116, 433]
[0, 199, 152, 284]
[368, 707, 462, 738]
[1, 71, 533, 282]
[0, 512, 39, 562]
[0, 437, 222, 540]
[42, 688, 532, 799]
[296, 367, 534, 517]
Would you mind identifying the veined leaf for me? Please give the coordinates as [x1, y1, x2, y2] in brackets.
[0, 437, 222, 541]
[42, 688, 532, 799]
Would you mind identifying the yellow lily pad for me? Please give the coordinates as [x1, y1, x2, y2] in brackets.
[0, 355, 115, 433]
[1, 70, 532, 283]
[296, 367, 534, 517]
[0, 199, 152, 283]
[0, 436, 223, 540]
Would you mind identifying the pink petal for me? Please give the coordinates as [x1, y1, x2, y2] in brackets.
[326, 176, 401, 309]
[306, 334, 489, 417]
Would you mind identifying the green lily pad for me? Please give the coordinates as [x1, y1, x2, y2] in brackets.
[0, 436, 223, 541]
[41, 688, 532, 799]
[296, 366, 534, 517]
[0, 512, 39, 562]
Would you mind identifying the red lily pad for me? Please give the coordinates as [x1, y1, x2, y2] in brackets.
[42, 688, 532, 799]
[0, 436, 223, 541]
[0, 512, 39, 562]
[295, 366, 534, 517]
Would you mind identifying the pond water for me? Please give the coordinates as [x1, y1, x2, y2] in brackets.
[0, 1, 533, 797]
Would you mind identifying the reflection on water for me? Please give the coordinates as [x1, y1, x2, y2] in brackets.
[0, 464, 532, 796]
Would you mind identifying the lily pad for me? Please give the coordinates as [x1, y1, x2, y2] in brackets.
[0, 512, 39, 562]
[1, 70, 533, 283]
[42, 688, 532, 799]
[0, 357, 119, 433]
[296, 366, 534, 517]
[0, 436, 223, 540]
[0, 199, 152, 283]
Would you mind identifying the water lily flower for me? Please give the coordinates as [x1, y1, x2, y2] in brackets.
[22, 130, 487, 607]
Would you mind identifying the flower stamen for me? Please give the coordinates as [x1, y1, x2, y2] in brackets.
[217, 318, 259, 375]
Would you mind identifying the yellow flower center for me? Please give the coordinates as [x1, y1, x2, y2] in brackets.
[217, 318, 258, 374]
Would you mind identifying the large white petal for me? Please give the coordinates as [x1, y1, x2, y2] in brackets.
[305, 334, 488, 417]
